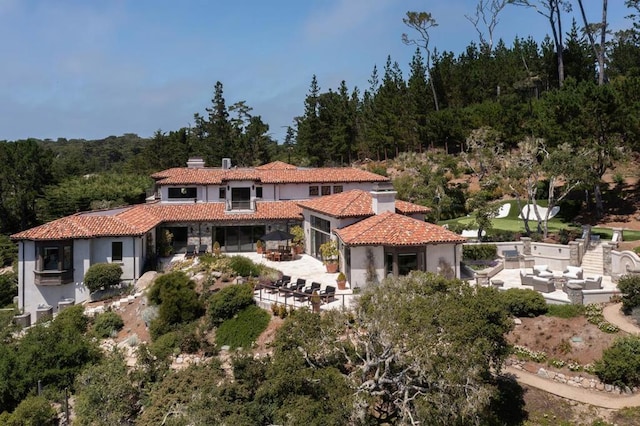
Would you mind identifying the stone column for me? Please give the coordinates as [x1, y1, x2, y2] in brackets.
[566, 283, 584, 305]
[603, 243, 612, 277]
[475, 271, 489, 287]
[575, 238, 585, 264]
[569, 241, 580, 267]
[521, 237, 531, 256]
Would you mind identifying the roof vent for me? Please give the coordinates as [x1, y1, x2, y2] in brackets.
[186, 158, 206, 169]
[222, 158, 232, 170]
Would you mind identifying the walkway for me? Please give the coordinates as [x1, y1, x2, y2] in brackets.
[505, 303, 640, 409]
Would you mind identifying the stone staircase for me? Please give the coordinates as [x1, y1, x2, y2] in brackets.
[580, 243, 604, 276]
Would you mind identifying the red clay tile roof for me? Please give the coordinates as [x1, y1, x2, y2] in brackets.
[255, 161, 298, 170]
[11, 201, 303, 241]
[335, 211, 466, 246]
[151, 164, 389, 186]
[297, 190, 430, 218]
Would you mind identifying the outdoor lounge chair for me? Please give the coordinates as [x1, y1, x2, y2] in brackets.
[533, 265, 553, 278]
[584, 275, 603, 290]
[185, 244, 197, 258]
[319, 285, 336, 303]
[267, 275, 291, 293]
[197, 244, 208, 255]
[532, 276, 555, 293]
[562, 266, 583, 280]
[520, 270, 535, 286]
[280, 281, 305, 297]
[294, 282, 321, 302]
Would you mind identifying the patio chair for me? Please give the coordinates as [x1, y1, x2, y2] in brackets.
[268, 275, 291, 293]
[280, 280, 305, 298]
[533, 265, 553, 278]
[295, 281, 321, 302]
[532, 276, 555, 293]
[520, 270, 535, 286]
[562, 266, 583, 280]
[320, 285, 336, 303]
[185, 244, 197, 258]
[197, 244, 208, 255]
[584, 275, 603, 290]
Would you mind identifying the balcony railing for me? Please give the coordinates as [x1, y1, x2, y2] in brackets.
[225, 198, 256, 212]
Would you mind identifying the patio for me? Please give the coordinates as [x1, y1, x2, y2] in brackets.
[237, 252, 357, 311]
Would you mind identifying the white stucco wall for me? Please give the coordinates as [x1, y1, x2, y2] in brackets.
[425, 243, 461, 276]
[18, 236, 145, 320]
[348, 245, 385, 290]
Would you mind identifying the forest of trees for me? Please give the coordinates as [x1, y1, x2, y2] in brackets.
[0, 3, 638, 241]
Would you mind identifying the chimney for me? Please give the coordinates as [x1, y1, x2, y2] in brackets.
[222, 158, 232, 170]
[371, 182, 397, 215]
[186, 158, 206, 169]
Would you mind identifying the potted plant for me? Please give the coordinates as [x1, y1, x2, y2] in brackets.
[319, 240, 339, 273]
[256, 239, 264, 254]
[291, 225, 305, 254]
[336, 272, 347, 290]
[213, 241, 221, 257]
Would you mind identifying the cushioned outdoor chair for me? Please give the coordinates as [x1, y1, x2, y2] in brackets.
[319, 285, 336, 303]
[562, 266, 583, 280]
[520, 270, 535, 286]
[532, 276, 555, 293]
[533, 265, 553, 278]
[584, 275, 603, 290]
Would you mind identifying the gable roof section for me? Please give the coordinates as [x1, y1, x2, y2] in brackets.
[11, 201, 303, 241]
[335, 211, 466, 247]
[297, 189, 430, 218]
[151, 164, 389, 186]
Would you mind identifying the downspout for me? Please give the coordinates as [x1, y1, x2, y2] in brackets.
[21, 241, 25, 310]
[132, 237, 137, 281]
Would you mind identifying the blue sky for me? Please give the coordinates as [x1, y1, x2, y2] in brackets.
[0, 0, 632, 143]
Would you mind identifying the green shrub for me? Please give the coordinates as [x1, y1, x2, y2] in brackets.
[149, 330, 181, 359]
[595, 336, 640, 388]
[617, 274, 640, 315]
[4, 395, 57, 425]
[228, 255, 261, 277]
[84, 263, 123, 292]
[546, 304, 584, 318]
[147, 271, 204, 339]
[208, 283, 255, 325]
[499, 288, 548, 317]
[92, 311, 124, 338]
[0, 271, 17, 308]
[462, 244, 497, 261]
[216, 305, 270, 349]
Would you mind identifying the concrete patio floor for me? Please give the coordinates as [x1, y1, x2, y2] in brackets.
[237, 252, 356, 311]
[486, 267, 616, 304]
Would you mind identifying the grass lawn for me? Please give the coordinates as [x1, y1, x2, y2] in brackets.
[442, 200, 640, 241]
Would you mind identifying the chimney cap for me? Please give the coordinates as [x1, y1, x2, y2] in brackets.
[372, 181, 395, 192]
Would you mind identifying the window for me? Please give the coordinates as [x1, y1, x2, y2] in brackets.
[112, 242, 123, 262]
[35, 241, 74, 285]
[310, 215, 331, 233]
[43, 247, 60, 270]
[231, 187, 251, 209]
[168, 187, 197, 199]
[333, 185, 343, 194]
[321, 185, 331, 195]
[309, 185, 319, 196]
[256, 187, 263, 198]
[219, 187, 226, 200]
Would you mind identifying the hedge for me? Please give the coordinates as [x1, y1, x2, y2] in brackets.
[463, 244, 497, 261]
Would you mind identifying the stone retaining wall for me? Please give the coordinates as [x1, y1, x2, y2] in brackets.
[506, 358, 638, 395]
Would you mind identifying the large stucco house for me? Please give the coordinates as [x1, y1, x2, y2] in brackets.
[11, 158, 465, 320]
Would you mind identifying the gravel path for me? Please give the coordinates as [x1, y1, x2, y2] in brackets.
[503, 303, 640, 409]
[603, 303, 640, 335]
[504, 367, 640, 409]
